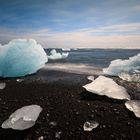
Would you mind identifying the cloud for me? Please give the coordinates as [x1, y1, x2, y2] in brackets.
[79, 23, 140, 34]
[0, 23, 140, 49]
[132, 5, 140, 11]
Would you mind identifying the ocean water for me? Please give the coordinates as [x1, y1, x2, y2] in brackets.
[45, 49, 140, 75]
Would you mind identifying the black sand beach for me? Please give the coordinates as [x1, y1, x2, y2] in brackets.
[0, 69, 140, 140]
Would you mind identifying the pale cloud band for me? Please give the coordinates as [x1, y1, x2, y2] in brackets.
[0, 23, 140, 49]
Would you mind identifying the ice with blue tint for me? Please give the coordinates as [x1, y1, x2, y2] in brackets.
[0, 39, 48, 77]
[103, 53, 140, 76]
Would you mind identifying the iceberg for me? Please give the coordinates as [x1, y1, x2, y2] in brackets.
[0, 82, 6, 89]
[0, 39, 48, 77]
[48, 49, 69, 60]
[83, 76, 130, 100]
[103, 53, 140, 76]
[125, 100, 140, 118]
[119, 72, 140, 82]
[1, 105, 42, 130]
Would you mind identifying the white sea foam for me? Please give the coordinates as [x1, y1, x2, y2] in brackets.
[44, 63, 103, 75]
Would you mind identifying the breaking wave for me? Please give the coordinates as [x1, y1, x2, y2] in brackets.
[44, 63, 103, 75]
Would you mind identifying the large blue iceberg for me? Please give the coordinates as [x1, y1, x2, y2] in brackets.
[103, 53, 140, 76]
[0, 39, 48, 77]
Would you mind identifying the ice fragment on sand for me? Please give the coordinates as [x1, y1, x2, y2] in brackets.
[83, 121, 99, 131]
[16, 79, 24, 82]
[1, 105, 42, 130]
[38, 136, 44, 140]
[125, 100, 140, 118]
[87, 76, 94, 81]
[83, 76, 130, 100]
[103, 53, 140, 76]
[0, 39, 48, 77]
[49, 121, 57, 126]
[0, 83, 6, 89]
[48, 49, 69, 60]
[119, 72, 140, 82]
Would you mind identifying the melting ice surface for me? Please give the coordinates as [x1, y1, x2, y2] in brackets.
[87, 76, 94, 81]
[0, 83, 6, 89]
[103, 53, 140, 77]
[125, 100, 140, 118]
[119, 72, 140, 82]
[83, 121, 99, 131]
[0, 39, 48, 77]
[83, 76, 130, 100]
[2, 105, 42, 130]
[48, 49, 69, 60]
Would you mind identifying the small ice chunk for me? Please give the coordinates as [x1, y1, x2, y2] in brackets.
[83, 76, 130, 100]
[103, 53, 140, 76]
[49, 121, 57, 126]
[0, 82, 6, 89]
[1, 105, 42, 130]
[119, 72, 140, 82]
[48, 49, 69, 60]
[16, 79, 24, 82]
[87, 76, 94, 81]
[125, 100, 140, 118]
[83, 121, 99, 131]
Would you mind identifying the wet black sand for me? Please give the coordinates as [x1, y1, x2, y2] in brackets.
[0, 69, 140, 140]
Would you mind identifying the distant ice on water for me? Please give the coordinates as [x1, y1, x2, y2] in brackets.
[62, 48, 71, 51]
[48, 49, 69, 60]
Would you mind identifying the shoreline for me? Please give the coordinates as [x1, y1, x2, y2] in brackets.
[0, 69, 140, 140]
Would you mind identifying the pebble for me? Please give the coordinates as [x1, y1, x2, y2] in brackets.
[55, 131, 62, 139]
[127, 122, 133, 126]
[99, 107, 106, 111]
[38, 136, 44, 140]
[49, 121, 57, 126]
[88, 114, 94, 119]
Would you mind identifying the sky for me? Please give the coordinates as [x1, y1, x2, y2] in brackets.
[0, 0, 140, 48]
